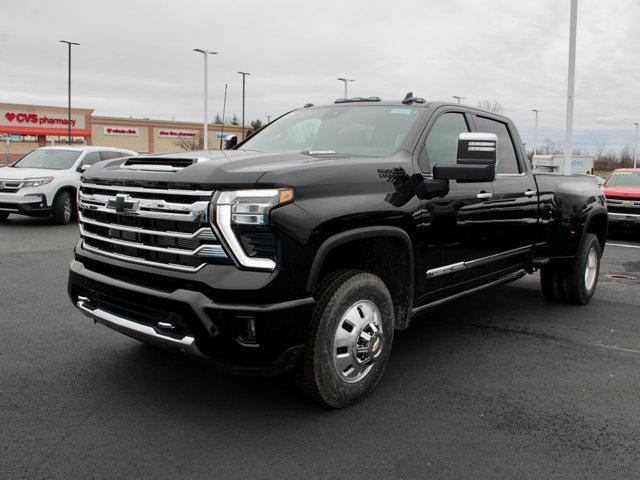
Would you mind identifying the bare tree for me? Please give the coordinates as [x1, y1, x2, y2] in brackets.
[595, 142, 605, 161]
[539, 138, 560, 155]
[230, 114, 239, 126]
[213, 113, 224, 125]
[476, 99, 504, 114]
[175, 134, 204, 151]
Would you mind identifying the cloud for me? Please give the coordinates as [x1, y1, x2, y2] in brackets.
[0, 0, 638, 152]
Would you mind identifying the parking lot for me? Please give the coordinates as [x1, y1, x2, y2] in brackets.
[2, 216, 639, 479]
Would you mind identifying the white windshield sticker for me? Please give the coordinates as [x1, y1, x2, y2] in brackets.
[389, 109, 413, 115]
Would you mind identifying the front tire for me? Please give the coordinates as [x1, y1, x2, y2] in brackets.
[294, 270, 395, 408]
[51, 191, 74, 225]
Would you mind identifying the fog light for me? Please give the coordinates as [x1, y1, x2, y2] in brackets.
[236, 315, 259, 347]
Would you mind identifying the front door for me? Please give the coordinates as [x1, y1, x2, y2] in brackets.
[414, 109, 500, 304]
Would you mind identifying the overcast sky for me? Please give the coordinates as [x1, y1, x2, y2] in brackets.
[1, 0, 639, 153]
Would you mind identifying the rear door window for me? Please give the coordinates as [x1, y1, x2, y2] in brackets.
[100, 151, 121, 160]
[473, 116, 520, 174]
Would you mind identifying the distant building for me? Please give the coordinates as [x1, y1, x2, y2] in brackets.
[532, 154, 595, 175]
[0, 102, 246, 164]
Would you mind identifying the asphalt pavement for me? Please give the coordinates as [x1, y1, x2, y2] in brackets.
[2, 216, 640, 479]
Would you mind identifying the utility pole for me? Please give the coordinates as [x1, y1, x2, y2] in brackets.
[563, 0, 578, 174]
[193, 49, 218, 150]
[532, 109, 541, 156]
[238, 72, 250, 140]
[59, 40, 79, 145]
[220, 83, 228, 149]
[337, 77, 355, 98]
[634, 122, 639, 168]
[452, 96, 465, 104]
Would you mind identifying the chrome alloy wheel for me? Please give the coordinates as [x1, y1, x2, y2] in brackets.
[63, 196, 72, 223]
[332, 300, 384, 384]
[584, 246, 598, 291]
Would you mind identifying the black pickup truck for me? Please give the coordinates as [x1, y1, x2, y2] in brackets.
[68, 96, 607, 407]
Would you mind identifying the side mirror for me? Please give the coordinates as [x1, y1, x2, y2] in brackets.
[77, 163, 90, 172]
[433, 132, 497, 182]
[224, 135, 238, 150]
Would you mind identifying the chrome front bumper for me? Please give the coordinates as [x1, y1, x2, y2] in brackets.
[76, 296, 205, 357]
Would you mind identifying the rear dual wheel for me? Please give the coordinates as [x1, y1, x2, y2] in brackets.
[540, 233, 601, 305]
[294, 270, 394, 408]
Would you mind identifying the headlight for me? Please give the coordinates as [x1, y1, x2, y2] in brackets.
[211, 188, 294, 270]
[22, 177, 53, 188]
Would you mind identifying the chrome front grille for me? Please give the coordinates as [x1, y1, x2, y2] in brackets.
[607, 198, 640, 216]
[78, 183, 229, 271]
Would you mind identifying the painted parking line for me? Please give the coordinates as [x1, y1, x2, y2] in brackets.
[606, 242, 640, 249]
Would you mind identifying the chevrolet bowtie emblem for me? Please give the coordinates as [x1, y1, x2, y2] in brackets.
[623, 200, 633, 207]
[107, 193, 140, 215]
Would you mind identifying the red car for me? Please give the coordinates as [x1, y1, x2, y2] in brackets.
[603, 168, 640, 228]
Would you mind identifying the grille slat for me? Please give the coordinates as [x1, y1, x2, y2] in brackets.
[78, 183, 229, 271]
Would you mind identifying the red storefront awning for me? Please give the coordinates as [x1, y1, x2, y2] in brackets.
[0, 126, 91, 137]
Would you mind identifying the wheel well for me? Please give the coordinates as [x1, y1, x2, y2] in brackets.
[53, 186, 77, 205]
[585, 212, 607, 249]
[312, 235, 413, 330]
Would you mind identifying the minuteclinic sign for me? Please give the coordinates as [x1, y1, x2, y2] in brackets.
[104, 126, 139, 136]
[158, 129, 198, 138]
[1, 110, 85, 129]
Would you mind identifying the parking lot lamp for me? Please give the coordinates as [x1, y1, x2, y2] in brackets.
[452, 96, 465, 104]
[238, 72, 250, 140]
[194, 49, 218, 150]
[59, 40, 79, 145]
[337, 78, 355, 98]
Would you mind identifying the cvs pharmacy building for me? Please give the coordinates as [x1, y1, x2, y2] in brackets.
[1, 102, 246, 164]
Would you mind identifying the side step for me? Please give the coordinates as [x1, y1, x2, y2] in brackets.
[410, 270, 526, 319]
[531, 257, 550, 267]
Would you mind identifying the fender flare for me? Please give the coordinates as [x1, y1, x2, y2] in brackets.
[582, 205, 608, 247]
[305, 226, 414, 293]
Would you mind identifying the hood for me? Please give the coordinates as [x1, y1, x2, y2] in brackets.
[0, 166, 67, 179]
[82, 149, 323, 187]
[604, 185, 640, 199]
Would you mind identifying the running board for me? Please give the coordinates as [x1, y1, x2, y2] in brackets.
[410, 270, 526, 318]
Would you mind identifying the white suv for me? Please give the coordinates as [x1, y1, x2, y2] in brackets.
[0, 146, 137, 224]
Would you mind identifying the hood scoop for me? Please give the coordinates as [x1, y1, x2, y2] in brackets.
[121, 156, 209, 172]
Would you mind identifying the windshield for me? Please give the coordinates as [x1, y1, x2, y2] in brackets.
[13, 149, 81, 170]
[606, 171, 640, 187]
[240, 105, 422, 157]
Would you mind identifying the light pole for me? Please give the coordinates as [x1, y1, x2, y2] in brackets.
[238, 72, 250, 140]
[59, 40, 79, 145]
[266, 115, 271, 124]
[337, 77, 355, 98]
[634, 122, 639, 168]
[563, 0, 578, 174]
[531, 109, 541, 156]
[194, 49, 218, 150]
[219, 83, 228, 150]
[452, 96, 465, 104]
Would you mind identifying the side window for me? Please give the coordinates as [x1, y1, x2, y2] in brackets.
[80, 151, 102, 166]
[100, 151, 121, 160]
[474, 116, 520, 174]
[419, 113, 469, 173]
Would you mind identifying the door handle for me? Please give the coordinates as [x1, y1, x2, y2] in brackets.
[524, 189, 536, 197]
[476, 192, 493, 199]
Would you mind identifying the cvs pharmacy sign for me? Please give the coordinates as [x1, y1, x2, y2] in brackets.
[3, 111, 79, 127]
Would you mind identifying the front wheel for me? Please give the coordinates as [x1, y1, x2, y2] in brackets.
[294, 270, 395, 408]
[51, 191, 74, 225]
